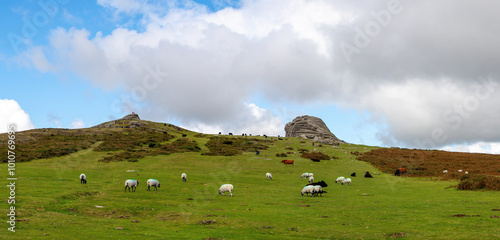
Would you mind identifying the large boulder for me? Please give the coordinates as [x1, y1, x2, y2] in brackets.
[284, 115, 344, 145]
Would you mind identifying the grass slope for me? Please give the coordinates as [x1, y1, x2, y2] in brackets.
[2, 127, 500, 239]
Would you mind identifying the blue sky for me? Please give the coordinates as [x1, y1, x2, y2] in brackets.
[2, 0, 500, 153]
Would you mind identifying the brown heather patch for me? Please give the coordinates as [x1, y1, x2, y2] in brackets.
[357, 148, 500, 190]
[202, 136, 271, 156]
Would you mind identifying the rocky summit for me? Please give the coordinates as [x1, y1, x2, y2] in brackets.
[284, 115, 344, 145]
[93, 113, 145, 128]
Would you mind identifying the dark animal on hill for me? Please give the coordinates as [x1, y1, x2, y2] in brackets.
[281, 159, 294, 166]
[351, 172, 356, 177]
[364, 171, 373, 178]
[311, 159, 320, 162]
[306, 180, 328, 188]
[395, 168, 407, 176]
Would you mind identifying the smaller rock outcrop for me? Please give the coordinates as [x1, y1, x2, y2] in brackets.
[120, 113, 140, 121]
[93, 113, 145, 128]
[284, 115, 344, 145]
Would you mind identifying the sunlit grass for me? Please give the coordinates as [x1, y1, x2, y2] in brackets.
[1, 132, 500, 239]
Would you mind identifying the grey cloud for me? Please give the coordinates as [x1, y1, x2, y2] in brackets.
[30, 0, 500, 148]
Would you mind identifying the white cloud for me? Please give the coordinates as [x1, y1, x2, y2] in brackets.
[183, 103, 284, 136]
[25, 47, 56, 72]
[0, 99, 35, 133]
[25, 0, 500, 149]
[97, 0, 143, 15]
[441, 142, 500, 154]
[71, 119, 85, 129]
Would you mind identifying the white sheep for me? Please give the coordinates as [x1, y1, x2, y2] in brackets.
[465, 171, 468, 174]
[300, 173, 313, 179]
[218, 184, 233, 197]
[312, 185, 323, 196]
[124, 179, 139, 192]
[266, 172, 272, 180]
[181, 173, 187, 182]
[335, 176, 345, 183]
[443, 170, 448, 174]
[147, 179, 160, 191]
[301, 185, 315, 197]
[458, 170, 463, 173]
[342, 178, 352, 186]
[308, 176, 314, 183]
[79, 173, 87, 184]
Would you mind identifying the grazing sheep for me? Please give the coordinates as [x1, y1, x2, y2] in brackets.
[218, 184, 234, 197]
[79, 173, 87, 184]
[124, 179, 139, 192]
[181, 173, 187, 182]
[301, 173, 313, 179]
[364, 171, 373, 178]
[351, 172, 356, 177]
[465, 171, 468, 174]
[312, 185, 324, 196]
[147, 179, 160, 191]
[458, 170, 463, 173]
[443, 170, 448, 174]
[266, 172, 272, 180]
[342, 178, 352, 186]
[308, 176, 314, 183]
[301, 185, 315, 197]
[335, 176, 345, 183]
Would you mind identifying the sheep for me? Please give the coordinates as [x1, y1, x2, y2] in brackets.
[124, 179, 139, 192]
[335, 176, 345, 183]
[147, 179, 160, 191]
[301, 173, 313, 179]
[181, 173, 187, 182]
[266, 172, 272, 180]
[308, 176, 314, 183]
[79, 173, 87, 184]
[443, 170, 448, 174]
[342, 178, 352, 186]
[312, 185, 323, 196]
[218, 184, 233, 197]
[306, 180, 328, 188]
[458, 170, 463, 173]
[465, 171, 468, 174]
[301, 185, 315, 197]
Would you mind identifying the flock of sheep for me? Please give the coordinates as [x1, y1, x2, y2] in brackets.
[79, 172, 234, 196]
[77, 164, 469, 199]
[79, 169, 356, 198]
[444, 169, 468, 174]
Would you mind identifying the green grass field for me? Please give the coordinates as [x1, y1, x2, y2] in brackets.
[2, 132, 500, 239]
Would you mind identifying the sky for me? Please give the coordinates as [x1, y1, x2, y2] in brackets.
[1, 0, 500, 154]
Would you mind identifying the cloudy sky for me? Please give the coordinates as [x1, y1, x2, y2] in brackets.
[1, 0, 500, 153]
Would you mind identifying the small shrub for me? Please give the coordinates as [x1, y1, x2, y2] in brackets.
[457, 174, 500, 191]
[301, 151, 330, 160]
[298, 149, 309, 153]
[276, 153, 287, 157]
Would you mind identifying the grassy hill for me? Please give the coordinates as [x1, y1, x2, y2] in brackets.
[1, 118, 500, 239]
